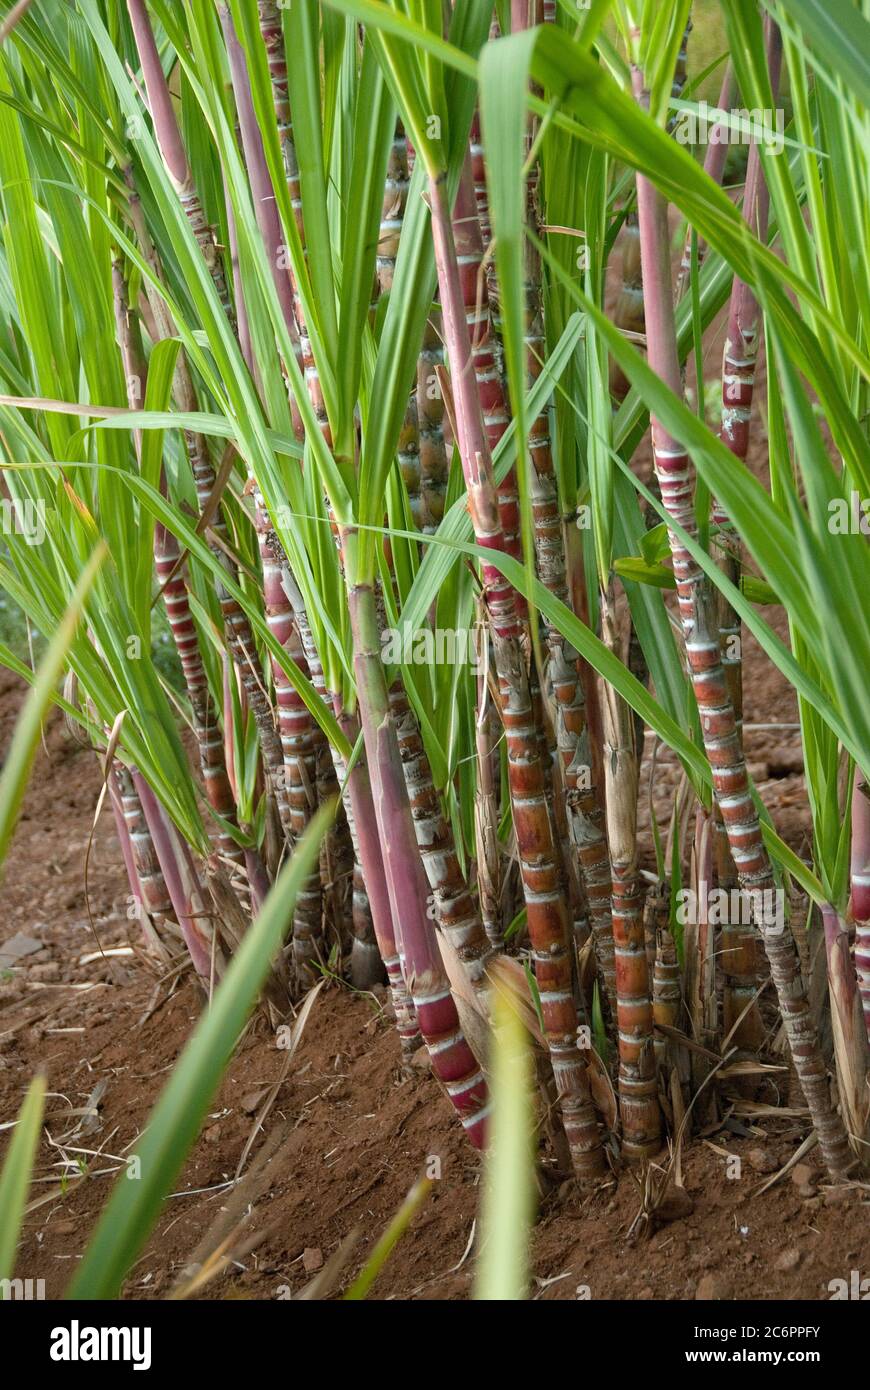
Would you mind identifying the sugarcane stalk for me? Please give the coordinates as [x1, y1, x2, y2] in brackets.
[345, 573, 488, 1144]
[256, 500, 324, 987]
[631, 65, 852, 1175]
[406, 137, 452, 534]
[609, 213, 646, 403]
[850, 768, 870, 1047]
[685, 806, 719, 1117]
[110, 763, 175, 961]
[126, 0, 234, 323]
[257, 0, 333, 452]
[255, 10, 457, 1054]
[504, 11, 591, 955]
[334, 704, 417, 1042]
[512, 0, 616, 1025]
[428, 171, 603, 1181]
[328, 734, 385, 991]
[214, 97, 324, 956]
[600, 593, 661, 1155]
[283, 621, 355, 964]
[134, 771, 224, 987]
[377, 124, 432, 531]
[417, 315, 451, 532]
[673, 63, 738, 306]
[126, 0, 294, 844]
[387, 676, 492, 990]
[528, 658, 586, 954]
[474, 648, 504, 950]
[254, 10, 490, 1122]
[646, 880, 679, 1063]
[611, 17, 693, 400]
[452, 153, 523, 579]
[219, 3, 303, 377]
[214, 60, 340, 960]
[820, 903, 870, 1157]
[239, 12, 374, 959]
[715, 20, 782, 1040]
[112, 258, 246, 877]
[286, 582, 383, 989]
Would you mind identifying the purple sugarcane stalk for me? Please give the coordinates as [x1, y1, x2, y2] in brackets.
[345, 579, 488, 1147]
[427, 169, 602, 1181]
[134, 772, 223, 986]
[851, 768, 870, 1045]
[821, 902, 870, 1151]
[714, 21, 782, 1039]
[335, 704, 419, 1046]
[674, 64, 739, 304]
[107, 772, 168, 960]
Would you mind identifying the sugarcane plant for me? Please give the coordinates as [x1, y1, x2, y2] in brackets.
[0, 0, 868, 1224]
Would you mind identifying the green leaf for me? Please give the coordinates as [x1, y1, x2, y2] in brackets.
[67, 804, 332, 1299]
[0, 1074, 46, 1286]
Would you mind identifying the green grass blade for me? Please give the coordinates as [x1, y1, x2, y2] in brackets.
[475, 987, 535, 1301]
[0, 1073, 47, 1287]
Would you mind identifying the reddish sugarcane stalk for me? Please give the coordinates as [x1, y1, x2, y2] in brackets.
[820, 903, 870, 1156]
[110, 764, 175, 960]
[600, 595, 660, 1153]
[417, 316, 451, 531]
[220, 3, 304, 390]
[256, 501, 324, 987]
[334, 707, 414, 1031]
[631, 70, 852, 1175]
[190, 433, 295, 844]
[551, 640, 616, 1017]
[127, 0, 294, 845]
[257, 1, 333, 451]
[216, 46, 349, 960]
[387, 678, 492, 989]
[406, 138, 451, 532]
[474, 653, 503, 949]
[249, 13, 399, 990]
[611, 19, 693, 399]
[511, 0, 616, 1026]
[609, 214, 646, 403]
[111, 259, 246, 876]
[327, 734, 385, 991]
[674, 63, 738, 306]
[254, 9, 489, 1126]
[377, 124, 431, 531]
[127, 0, 234, 324]
[284, 621, 356, 969]
[851, 769, 870, 1046]
[212, 60, 329, 965]
[428, 172, 602, 1181]
[714, 23, 782, 1040]
[256, 9, 453, 1042]
[258, 0, 303, 242]
[452, 154, 523, 582]
[134, 772, 223, 987]
[345, 578, 488, 1144]
[646, 880, 680, 1065]
[379, 126, 449, 533]
[287, 585, 383, 989]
